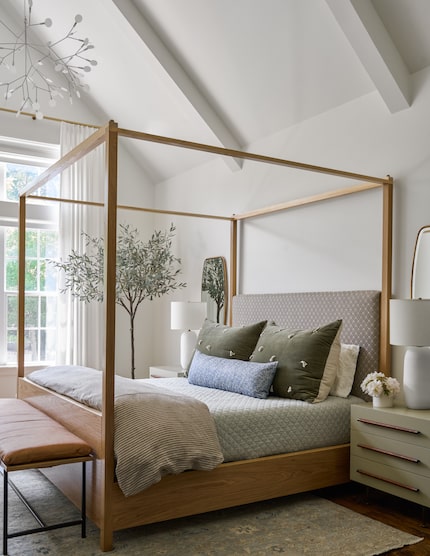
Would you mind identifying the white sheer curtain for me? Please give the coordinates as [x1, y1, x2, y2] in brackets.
[57, 122, 105, 368]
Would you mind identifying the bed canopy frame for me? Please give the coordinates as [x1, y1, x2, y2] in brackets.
[17, 120, 393, 551]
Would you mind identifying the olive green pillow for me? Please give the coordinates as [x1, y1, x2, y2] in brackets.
[250, 320, 342, 403]
[196, 319, 267, 361]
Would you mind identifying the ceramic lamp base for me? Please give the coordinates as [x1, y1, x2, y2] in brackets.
[403, 346, 430, 409]
[180, 329, 198, 370]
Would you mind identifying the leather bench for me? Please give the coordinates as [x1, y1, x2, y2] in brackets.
[0, 398, 93, 555]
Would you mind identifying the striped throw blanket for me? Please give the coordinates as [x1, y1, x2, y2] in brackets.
[27, 366, 224, 496]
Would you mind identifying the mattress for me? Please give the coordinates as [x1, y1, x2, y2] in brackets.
[145, 377, 365, 462]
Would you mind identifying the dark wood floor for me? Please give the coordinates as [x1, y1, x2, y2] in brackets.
[317, 482, 430, 555]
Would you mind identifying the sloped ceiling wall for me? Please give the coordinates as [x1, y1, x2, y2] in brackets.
[1, 0, 429, 182]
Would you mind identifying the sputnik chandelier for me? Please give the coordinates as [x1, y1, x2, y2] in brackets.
[0, 0, 97, 119]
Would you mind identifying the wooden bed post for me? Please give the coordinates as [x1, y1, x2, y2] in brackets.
[229, 218, 238, 325]
[100, 120, 119, 552]
[380, 177, 393, 375]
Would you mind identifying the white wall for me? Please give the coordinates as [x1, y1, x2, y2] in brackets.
[153, 66, 430, 396]
[115, 139, 156, 378]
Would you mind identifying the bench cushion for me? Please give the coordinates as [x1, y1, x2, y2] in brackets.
[0, 399, 92, 466]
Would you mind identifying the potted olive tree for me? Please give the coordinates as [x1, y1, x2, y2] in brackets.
[52, 223, 186, 378]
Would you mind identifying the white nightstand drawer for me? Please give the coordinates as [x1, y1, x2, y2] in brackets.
[351, 405, 430, 449]
[351, 431, 430, 476]
[351, 456, 430, 507]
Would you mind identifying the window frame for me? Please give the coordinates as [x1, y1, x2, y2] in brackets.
[0, 136, 59, 365]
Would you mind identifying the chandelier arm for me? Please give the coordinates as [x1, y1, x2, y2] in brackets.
[0, 0, 96, 118]
[0, 19, 20, 39]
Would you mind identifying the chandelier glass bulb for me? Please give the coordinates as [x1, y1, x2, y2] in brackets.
[0, 0, 97, 119]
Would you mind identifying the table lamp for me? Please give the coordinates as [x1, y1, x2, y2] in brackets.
[390, 298, 430, 409]
[171, 301, 207, 369]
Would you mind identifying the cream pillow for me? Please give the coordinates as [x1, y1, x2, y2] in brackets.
[330, 343, 360, 397]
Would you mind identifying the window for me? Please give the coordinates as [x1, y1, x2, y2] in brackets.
[5, 227, 58, 363]
[0, 138, 59, 365]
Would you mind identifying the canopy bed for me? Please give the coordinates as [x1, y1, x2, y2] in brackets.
[17, 121, 393, 551]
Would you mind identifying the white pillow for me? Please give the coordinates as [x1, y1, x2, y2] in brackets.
[330, 343, 360, 398]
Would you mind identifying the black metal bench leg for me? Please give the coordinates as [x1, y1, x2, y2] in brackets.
[2, 460, 90, 552]
[3, 468, 8, 556]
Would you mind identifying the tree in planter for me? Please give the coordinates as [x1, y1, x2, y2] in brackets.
[51, 223, 186, 379]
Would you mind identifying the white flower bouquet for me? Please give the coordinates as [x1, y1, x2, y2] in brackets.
[360, 372, 400, 398]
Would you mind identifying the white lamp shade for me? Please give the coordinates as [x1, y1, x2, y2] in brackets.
[171, 301, 207, 331]
[390, 299, 430, 347]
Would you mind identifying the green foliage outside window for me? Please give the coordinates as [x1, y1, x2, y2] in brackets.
[5, 228, 58, 362]
[5, 163, 58, 200]
[5, 164, 39, 200]
[2, 162, 59, 363]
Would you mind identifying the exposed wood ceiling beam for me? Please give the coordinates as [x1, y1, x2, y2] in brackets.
[111, 0, 242, 171]
[325, 0, 411, 113]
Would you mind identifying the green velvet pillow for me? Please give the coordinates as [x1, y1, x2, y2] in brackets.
[196, 319, 267, 361]
[250, 320, 342, 403]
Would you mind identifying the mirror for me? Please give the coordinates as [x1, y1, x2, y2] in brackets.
[411, 225, 430, 298]
[201, 256, 228, 324]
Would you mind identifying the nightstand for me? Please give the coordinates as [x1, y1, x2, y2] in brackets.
[350, 404, 430, 508]
[149, 365, 185, 378]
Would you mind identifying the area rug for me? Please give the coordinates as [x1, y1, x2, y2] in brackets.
[1, 470, 423, 556]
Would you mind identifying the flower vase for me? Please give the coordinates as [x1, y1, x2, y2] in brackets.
[372, 395, 393, 408]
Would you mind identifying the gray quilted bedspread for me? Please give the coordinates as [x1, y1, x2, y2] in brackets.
[146, 377, 365, 461]
[27, 366, 224, 497]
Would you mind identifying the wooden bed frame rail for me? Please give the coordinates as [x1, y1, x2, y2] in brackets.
[17, 121, 393, 551]
[18, 376, 349, 532]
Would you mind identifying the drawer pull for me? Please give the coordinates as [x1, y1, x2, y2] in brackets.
[357, 417, 420, 435]
[357, 469, 419, 492]
[357, 443, 420, 463]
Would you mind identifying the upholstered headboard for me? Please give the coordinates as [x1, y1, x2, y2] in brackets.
[232, 290, 380, 400]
